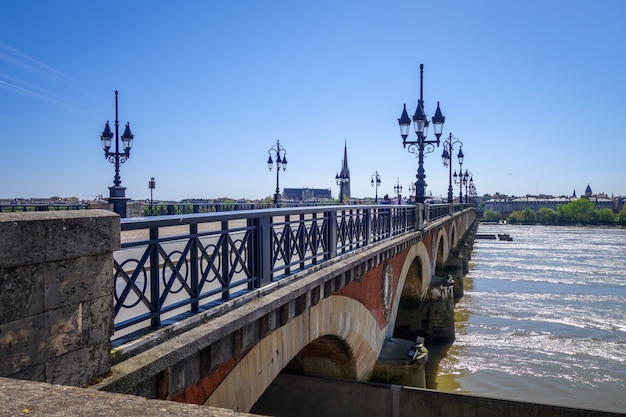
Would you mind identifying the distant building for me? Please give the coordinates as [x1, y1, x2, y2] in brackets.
[283, 187, 332, 201]
[485, 184, 623, 216]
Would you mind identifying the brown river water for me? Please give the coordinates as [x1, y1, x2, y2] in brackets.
[426, 224, 626, 413]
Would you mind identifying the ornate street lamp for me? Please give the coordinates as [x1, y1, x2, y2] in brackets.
[408, 181, 416, 197]
[394, 177, 402, 197]
[398, 64, 445, 204]
[464, 170, 473, 204]
[100, 90, 134, 218]
[371, 171, 381, 203]
[468, 175, 477, 204]
[454, 166, 469, 205]
[267, 140, 287, 207]
[441, 133, 463, 205]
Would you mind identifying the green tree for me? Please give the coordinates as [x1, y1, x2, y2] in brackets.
[482, 209, 501, 222]
[507, 210, 523, 224]
[617, 207, 626, 225]
[508, 208, 538, 224]
[537, 207, 558, 224]
[521, 208, 537, 224]
[597, 208, 616, 225]
[557, 199, 596, 224]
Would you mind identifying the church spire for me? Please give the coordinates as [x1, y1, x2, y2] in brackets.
[342, 139, 350, 174]
[336, 139, 351, 203]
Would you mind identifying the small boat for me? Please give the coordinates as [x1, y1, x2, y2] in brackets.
[498, 233, 513, 241]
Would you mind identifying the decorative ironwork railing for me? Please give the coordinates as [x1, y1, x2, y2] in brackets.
[113, 203, 455, 343]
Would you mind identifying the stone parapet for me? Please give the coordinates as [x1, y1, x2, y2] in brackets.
[0, 377, 259, 417]
[0, 210, 120, 386]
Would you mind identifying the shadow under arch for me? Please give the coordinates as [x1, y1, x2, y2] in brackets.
[281, 334, 357, 379]
[205, 295, 382, 413]
[389, 240, 431, 340]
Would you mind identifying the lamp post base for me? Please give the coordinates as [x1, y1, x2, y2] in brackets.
[108, 186, 129, 218]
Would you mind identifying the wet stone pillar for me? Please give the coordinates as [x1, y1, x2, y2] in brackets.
[420, 278, 456, 344]
[443, 252, 465, 300]
[395, 277, 456, 345]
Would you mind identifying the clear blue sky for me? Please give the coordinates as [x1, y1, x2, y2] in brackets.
[1, 0, 625, 202]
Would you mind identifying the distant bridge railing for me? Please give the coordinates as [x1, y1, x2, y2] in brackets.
[112, 203, 460, 343]
[143, 201, 472, 216]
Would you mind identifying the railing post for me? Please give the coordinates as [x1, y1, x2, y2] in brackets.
[251, 214, 272, 286]
[221, 220, 230, 300]
[190, 223, 199, 312]
[149, 226, 161, 328]
[364, 207, 372, 245]
[417, 203, 425, 230]
[299, 213, 306, 271]
[284, 215, 292, 275]
[326, 209, 338, 260]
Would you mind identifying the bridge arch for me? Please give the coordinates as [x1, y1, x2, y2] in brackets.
[388, 240, 430, 339]
[204, 295, 382, 412]
[450, 221, 458, 250]
[435, 229, 448, 275]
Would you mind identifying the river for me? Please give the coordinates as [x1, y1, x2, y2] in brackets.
[426, 224, 626, 413]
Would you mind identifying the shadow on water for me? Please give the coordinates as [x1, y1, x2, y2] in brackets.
[425, 343, 452, 389]
[425, 275, 473, 392]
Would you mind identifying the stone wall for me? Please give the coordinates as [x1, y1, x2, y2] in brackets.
[0, 210, 120, 386]
[87, 200, 145, 218]
[252, 374, 623, 417]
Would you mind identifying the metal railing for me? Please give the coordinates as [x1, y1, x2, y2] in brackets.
[112, 203, 459, 342]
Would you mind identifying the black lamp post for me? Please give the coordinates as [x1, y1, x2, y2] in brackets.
[267, 140, 287, 207]
[394, 177, 402, 198]
[468, 175, 477, 204]
[398, 64, 445, 204]
[408, 181, 416, 198]
[148, 177, 155, 216]
[371, 171, 381, 203]
[464, 170, 473, 203]
[100, 90, 134, 218]
[454, 165, 468, 205]
[441, 133, 463, 204]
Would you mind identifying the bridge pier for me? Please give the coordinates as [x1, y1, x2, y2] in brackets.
[443, 252, 466, 300]
[394, 275, 456, 345]
[370, 337, 428, 388]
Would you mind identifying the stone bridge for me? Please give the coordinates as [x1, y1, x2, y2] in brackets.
[1, 205, 478, 415]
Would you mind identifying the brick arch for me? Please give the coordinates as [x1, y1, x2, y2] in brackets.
[387, 240, 431, 340]
[450, 221, 458, 249]
[204, 295, 382, 413]
[434, 228, 450, 275]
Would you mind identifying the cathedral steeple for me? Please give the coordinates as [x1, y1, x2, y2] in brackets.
[335, 140, 351, 203]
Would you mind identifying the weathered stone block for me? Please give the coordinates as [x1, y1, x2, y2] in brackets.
[0, 264, 44, 324]
[44, 254, 113, 310]
[0, 211, 119, 387]
[42, 303, 83, 358]
[45, 341, 111, 386]
[0, 314, 44, 375]
[0, 210, 119, 268]
[82, 296, 114, 346]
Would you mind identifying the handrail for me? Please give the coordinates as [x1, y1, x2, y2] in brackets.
[112, 203, 457, 343]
